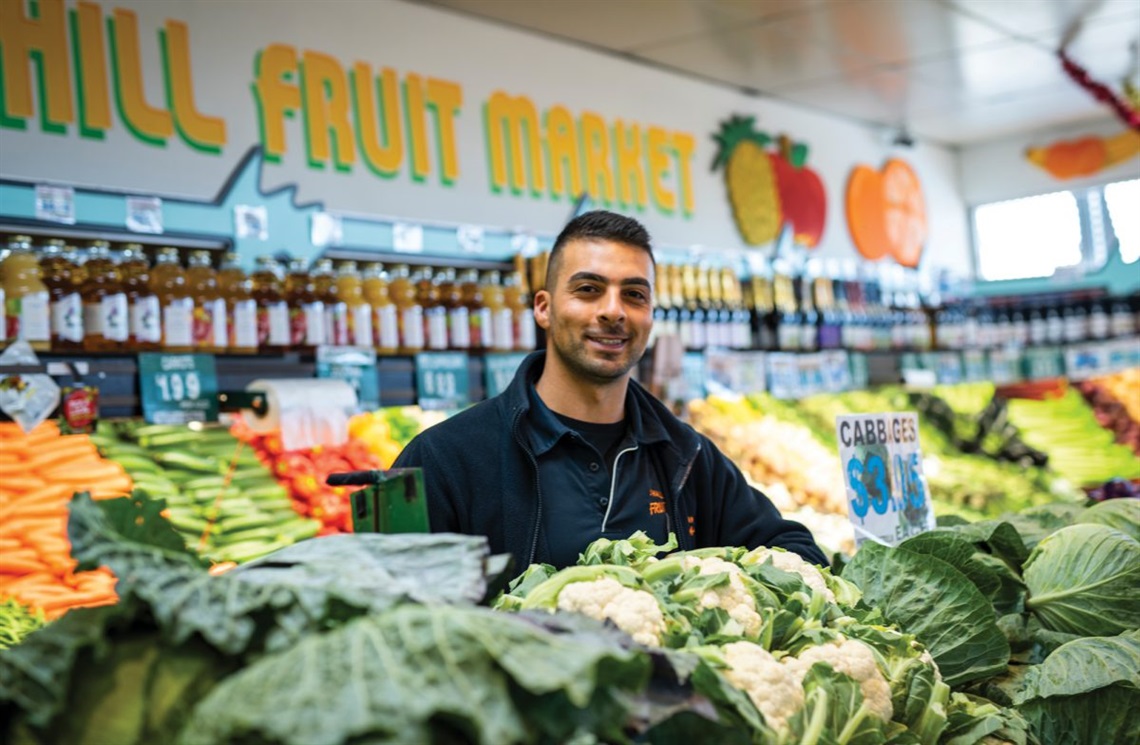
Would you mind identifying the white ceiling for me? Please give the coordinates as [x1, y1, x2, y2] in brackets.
[410, 0, 1140, 147]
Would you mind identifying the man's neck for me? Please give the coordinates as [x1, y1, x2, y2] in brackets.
[534, 362, 629, 424]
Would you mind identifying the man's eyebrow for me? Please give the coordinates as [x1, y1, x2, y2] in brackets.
[566, 271, 651, 289]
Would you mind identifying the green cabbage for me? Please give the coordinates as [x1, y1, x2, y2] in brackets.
[1023, 524, 1140, 636]
[1077, 499, 1140, 542]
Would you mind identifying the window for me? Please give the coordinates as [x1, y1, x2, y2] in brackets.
[972, 177, 1140, 281]
[1104, 179, 1139, 264]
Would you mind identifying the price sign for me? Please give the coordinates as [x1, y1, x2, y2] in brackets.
[767, 353, 799, 399]
[835, 412, 935, 547]
[935, 352, 964, 385]
[848, 353, 870, 390]
[1022, 346, 1064, 381]
[988, 349, 1020, 384]
[138, 353, 218, 424]
[821, 351, 852, 393]
[415, 352, 470, 410]
[1107, 337, 1140, 372]
[316, 346, 379, 411]
[679, 351, 707, 402]
[962, 350, 988, 382]
[483, 352, 528, 398]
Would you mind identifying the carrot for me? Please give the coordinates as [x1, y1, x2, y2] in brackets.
[41, 459, 126, 480]
[0, 554, 44, 575]
[26, 445, 100, 473]
[0, 475, 46, 493]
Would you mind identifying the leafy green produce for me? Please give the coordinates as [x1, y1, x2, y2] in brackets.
[1, 493, 512, 744]
[840, 541, 1011, 687]
[1022, 523, 1140, 636]
[179, 606, 650, 745]
[1076, 498, 1140, 541]
[0, 600, 45, 650]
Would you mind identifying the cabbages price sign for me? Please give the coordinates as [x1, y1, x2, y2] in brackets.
[835, 413, 934, 547]
[415, 352, 470, 411]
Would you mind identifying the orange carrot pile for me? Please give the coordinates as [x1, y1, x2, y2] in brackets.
[0, 420, 126, 619]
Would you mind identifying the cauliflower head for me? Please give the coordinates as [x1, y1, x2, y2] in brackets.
[721, 641, 804, 733]
[556, 577, 666, 647]
[681, 556, 762, 637]
[784, 638, 893, 722]
[744, 547, 836, 604]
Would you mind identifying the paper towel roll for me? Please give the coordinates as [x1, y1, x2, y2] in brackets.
[243, 378, 359, 452]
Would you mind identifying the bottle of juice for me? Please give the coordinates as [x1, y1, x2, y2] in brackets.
[438, 267, 469, 350]
[389, 264, 424, 354]
[81, 240, 129, 351]
[460, 268, 489, 350]
[151, 247, 193, 353]
[414, 267, 446, 351]
[40, 238, 84, 351]
[313, 258, 348, 346]
[484, 270, 513, 351]
[336, 261, 372, 349]
[2, 235, 51, 351]
[250, 256, 290, 352]
[186, 251, 227, 354]
[121, 243, 161, 351]
[285, 258, 325, 353]
[218, 252, 258, 354]
[503, 269, 535, 351]
[362, 263, 398, 354]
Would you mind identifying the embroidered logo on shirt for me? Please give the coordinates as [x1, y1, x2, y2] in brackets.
[687, 515, 696, 536]
[648, 489, 666, 515]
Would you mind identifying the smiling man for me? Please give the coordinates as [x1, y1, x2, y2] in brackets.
[393, 210, 826, 570]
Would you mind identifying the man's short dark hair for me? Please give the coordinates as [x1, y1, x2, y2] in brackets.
[546, 210, 654, 291]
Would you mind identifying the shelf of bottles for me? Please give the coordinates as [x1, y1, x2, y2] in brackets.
[0, 232, 536, 415]
[3, 229, 1138, 414]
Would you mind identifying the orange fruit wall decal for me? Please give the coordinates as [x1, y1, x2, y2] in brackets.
[845, 158, 927, 268]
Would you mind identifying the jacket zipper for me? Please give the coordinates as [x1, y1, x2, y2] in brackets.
[600, 444, 639, 533]
[511, 407, 543, 566]
[670, 441, 701, 550]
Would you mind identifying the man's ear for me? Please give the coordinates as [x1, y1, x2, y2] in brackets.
[533, 289, 551, 330]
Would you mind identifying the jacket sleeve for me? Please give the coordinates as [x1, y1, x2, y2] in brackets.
[698, 437, 829, 567]
[392, 429, 461, 534]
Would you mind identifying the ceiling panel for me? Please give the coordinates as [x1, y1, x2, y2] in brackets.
[806, 0, 1009, 65]
[408, 0, 1138, 145]
[769, 67, 937, 125]
[944, 0, 1140, 45]
[635, 11, 881, 91]
[905, 40, 1063, 100]
[908, 83, 1108, 143]
[418, 0, 820, 52]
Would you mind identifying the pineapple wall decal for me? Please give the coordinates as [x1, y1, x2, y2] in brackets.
[713, 115, 827, 248]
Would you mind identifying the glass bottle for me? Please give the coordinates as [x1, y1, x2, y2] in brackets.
[416, 267, 448, 351]
[312, 258, 348, 347]
[438, 267, 469, 351]
[389, 264, 424, 354]
[120, 244, 161, 351]
[150, 247, 194, 353]
[461, 268, 489, 351]
[40, 238, 84, 351]
[250, 256, 290, 352]
[2, 235, 51, 351]
[484, 270, 513, 351]
[362, 263, 399, 354]
[80, 240, 129, 351]
[187, 250, 228, 354]
[284, 258, 325, 353]
[503, 268, 535, 351]
[335, 261, 372, 349]
[217, 252, 258, 354]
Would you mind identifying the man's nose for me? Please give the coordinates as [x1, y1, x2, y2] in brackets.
[597, 287, 626, 323]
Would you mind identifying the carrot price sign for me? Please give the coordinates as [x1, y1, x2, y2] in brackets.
[845, 159, 927, 268]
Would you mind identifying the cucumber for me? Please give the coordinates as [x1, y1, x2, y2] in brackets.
[154, 452, 223, 475]
[181, 476, 227, 492]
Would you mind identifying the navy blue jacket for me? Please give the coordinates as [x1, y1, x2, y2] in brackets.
[393, 351, 827, 569]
